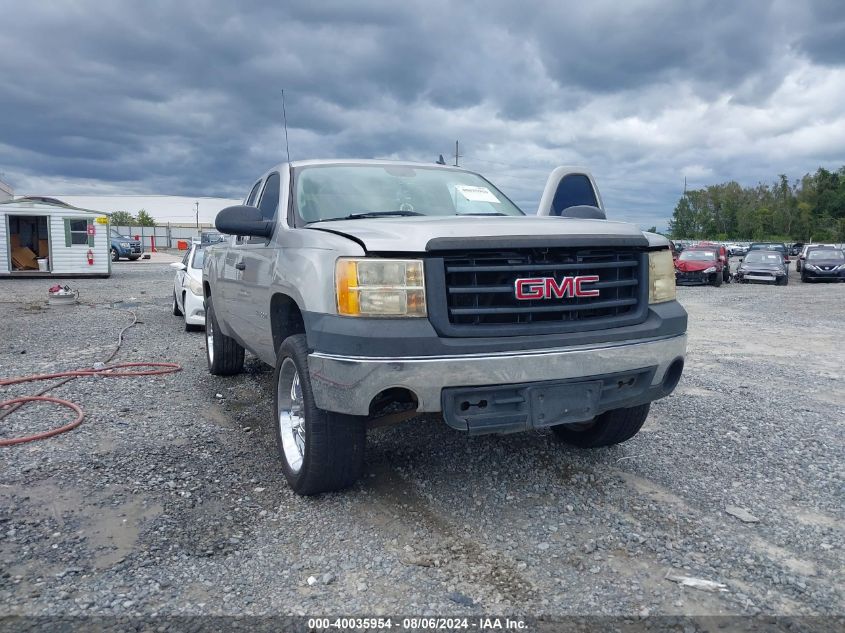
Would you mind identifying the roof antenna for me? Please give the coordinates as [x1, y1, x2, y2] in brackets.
[282, 89, 291, 163]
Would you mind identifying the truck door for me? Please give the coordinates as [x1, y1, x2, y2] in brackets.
[236, 172, 281, 360]
[218, 178, 263, 336]
[536, 167, 605, 218]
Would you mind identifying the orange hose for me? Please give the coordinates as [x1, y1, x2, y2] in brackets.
[1, 362, 182, 446]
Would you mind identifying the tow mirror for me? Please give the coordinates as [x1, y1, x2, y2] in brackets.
[169, 262, 186, 271]
[215, 205, 274, 239]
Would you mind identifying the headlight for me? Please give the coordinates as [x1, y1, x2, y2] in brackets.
[648, 250, 676, 304]
[336, 258, 426, 317]
[703, 266, 717, 274]
[120, 242, 130, 248]
[187, 276, 203, 296]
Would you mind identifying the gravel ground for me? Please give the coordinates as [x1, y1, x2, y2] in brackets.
[0, 255, 843, 621]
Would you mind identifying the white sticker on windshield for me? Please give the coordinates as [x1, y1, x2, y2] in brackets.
[455, 185, 500, 203]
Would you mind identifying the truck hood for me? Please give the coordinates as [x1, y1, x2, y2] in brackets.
[306, 215, 649, 252]
[675, 260, 717, 272]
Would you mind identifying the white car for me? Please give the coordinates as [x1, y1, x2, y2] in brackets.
[170, 243, 205, 330]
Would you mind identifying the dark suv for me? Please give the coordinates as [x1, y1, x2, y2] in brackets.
[109, 229, 143, 261]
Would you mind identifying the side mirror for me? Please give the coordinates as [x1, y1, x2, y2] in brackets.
[170, 262, 186, 271]
[215, 205, 274, 239]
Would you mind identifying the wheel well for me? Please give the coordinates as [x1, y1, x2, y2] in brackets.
[271, 293, 306, 351]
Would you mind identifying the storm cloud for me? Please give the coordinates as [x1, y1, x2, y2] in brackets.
[1, 0, 844, 228]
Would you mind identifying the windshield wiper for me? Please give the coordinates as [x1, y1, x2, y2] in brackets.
[455, 212, 507, 216]
[313, 210, 425, 222]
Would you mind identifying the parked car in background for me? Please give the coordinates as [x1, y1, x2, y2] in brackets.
[674, 247, 725, 286]
[800, 248, 845, 282]
[170, 243, 205, 330]
[796, 244, 823, 272]
[200, 230, 226, 245]
[697, 242, 731, 282]
[790, 242, 804, 256]
[109, 228, 143, 261]
[734, 250, 789, 285]
[748, 242, 790, 267]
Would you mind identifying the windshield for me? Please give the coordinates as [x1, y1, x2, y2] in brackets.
[293, 164, 523, 223]
[110, 229, 131, 239]
[744, 252, 782, 264]
[191, 247, 205, 269]
[679, 250, 716, 261]
[807, 249, 844, 261]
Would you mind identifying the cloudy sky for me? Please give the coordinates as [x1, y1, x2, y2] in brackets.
[1, 1, 844, 229]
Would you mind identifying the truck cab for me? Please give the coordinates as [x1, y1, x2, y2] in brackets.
[203, 160, 687, 495]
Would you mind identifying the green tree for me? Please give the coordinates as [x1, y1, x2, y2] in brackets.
[109, 210, 135, 225]
[135, 209, 156, 226]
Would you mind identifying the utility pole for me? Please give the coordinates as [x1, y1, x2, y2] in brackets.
[454, 140, 461, 167]
[194, 201, 200, 235]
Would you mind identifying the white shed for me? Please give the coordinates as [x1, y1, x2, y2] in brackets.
[0, 197, 111, 277]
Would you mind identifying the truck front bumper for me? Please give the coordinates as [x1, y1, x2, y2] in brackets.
[308, 333, 687, 421]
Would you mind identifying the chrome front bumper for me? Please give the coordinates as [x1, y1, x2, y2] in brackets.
[308, 334, 687, 416]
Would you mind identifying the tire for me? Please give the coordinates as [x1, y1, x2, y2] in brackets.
[185, 320, 201, 332]
[273, 334, 366, 495]
[128, 256, 140, 261]
[111, 248, 119, 262]
[172, 292, 183, 316]
[777, 275, 788, 286]
[801, 273, 808, 283]
[723, 268, 731, 283]
[551, 403, 650, 448]
[205, 296, 244, 375]
[711, 273, 722, 287]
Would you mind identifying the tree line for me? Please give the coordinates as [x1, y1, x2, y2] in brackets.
[109, 209, 156, 226]
[668, 166, 845, 242]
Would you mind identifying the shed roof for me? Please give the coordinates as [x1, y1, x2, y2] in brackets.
[0, 196, 105, 215]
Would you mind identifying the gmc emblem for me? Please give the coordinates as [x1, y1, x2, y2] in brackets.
[514, 275, 600, 300]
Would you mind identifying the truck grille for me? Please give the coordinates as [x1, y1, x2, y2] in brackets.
[430, 248, 646, 335]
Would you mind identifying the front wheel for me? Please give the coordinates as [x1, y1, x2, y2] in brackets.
[172, 292, 182, 316]
[801, 273, 809, 283]
[274, 334, 366, 495]
[711, 273, 722, 287]
[111, 248, 119, 262]
[551, 404, 650, 448]
[205, 296, 244, 375]
[777, 275, 788, 286]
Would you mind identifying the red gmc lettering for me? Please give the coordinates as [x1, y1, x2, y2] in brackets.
[514, 277, 545, 300]
[514, 275, 600, 300]
[575, 275, 600, 297]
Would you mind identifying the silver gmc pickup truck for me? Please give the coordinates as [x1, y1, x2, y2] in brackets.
[203, 160, 686, 495]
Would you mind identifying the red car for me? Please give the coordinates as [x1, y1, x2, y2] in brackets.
[674, 246, 728, 286]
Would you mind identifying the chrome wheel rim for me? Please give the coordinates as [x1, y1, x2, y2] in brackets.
[277, 358, 305, 473]
[206, 316, 214, 364]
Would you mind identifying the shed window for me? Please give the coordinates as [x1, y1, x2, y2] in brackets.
[64, 218, 94, 247]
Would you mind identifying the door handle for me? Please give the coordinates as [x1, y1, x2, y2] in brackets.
[235, 262, 246, 270]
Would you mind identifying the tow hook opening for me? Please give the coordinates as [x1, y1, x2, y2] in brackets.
[662, 358, 684, 394]
[460, 399, 488, 412]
